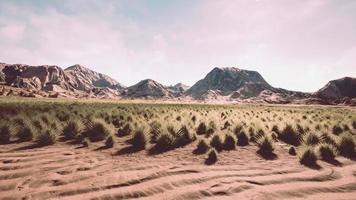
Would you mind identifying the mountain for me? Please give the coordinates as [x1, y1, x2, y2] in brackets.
[185, 67, 275, 98]
[0, 63, 124, 98]
[315, 77, 356, 99]
[0, 62, 355, 105]
[168, 83, 190, 94]
[64, 64, 125, 92]
[123, 79, 173, 99]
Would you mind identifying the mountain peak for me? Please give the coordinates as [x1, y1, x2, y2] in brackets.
[186, 66, 271, 97]
[316, 76, 356, 99]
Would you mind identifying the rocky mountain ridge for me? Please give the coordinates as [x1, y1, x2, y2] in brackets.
[0, 63, 355, 105]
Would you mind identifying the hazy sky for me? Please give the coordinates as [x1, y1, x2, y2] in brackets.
[0, 0, 355, 92]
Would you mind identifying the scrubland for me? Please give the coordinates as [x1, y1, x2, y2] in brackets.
[0, 97, 355, 200]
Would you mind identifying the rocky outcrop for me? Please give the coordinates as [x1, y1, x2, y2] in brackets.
[0, 63, 125, 98]
[185, 67, 273, 98]
[64, 64, 125, 92]
[123, 79, 173, 98]
[315, 77, 356, 99]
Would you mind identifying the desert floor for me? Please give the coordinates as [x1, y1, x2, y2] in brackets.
[1, 138, 355, 200]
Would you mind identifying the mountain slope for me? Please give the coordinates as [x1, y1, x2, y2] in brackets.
[185, 67, 274, 98]
[64, 64, 125, 92]
[315, 77, 356, 99]
[0, 63, 125, 98]
[123, 79, 173, 98]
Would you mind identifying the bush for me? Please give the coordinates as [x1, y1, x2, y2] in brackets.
[223, 134, 236, 150]
[289, 146, 296, 156]
[0, 124, 11, 144]
[236, 130, 249, 146]
[196, 122, 207, 135]
[154, 132, 175, 151]
[332, 125, 343, 135]
[256, 135, 275, 156]
[16, 123, 35, 142]
[129, 127, 148, 149]
[302, 132, 320, 146]
[85, 119, 113, 142]
[206, 149, 218, 164]
[338, 132, 355, 157]
[63, 120, 83, 140]
[318, 144, 337, 161]
[117, 123, 132, 137]
[210, 134, 223, 151]
[105, 135, 115, 148]
[321, 133, 338, 147]
[299, 147, 317, 166]
[175, 126, 196, 147]
[149, 121, 161, 143]
[279, 124, 301, 146]
[37, 130, 57, 146]
[195, 139, 210, 154]
[234, 125, 243, 135]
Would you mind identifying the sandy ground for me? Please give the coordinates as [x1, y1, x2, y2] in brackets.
[0, 139, 355, 200]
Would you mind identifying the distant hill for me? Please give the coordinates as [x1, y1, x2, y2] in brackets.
[315, 77, 356, 99]
[123, 79, 173, 99]
[0, 62, 354, 105]
[185, 67, 273, 98]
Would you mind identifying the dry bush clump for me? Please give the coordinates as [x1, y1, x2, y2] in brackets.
[85, 119, 113, 142]
[206, 149, 218, 164]
[194, 139, 210, 154]
[63, 120, 83, 140]
[298, 146, 318, 166]
[0, 97, 355, 167]
[0, 124, 11, 144]
[338, 132, 355, 157]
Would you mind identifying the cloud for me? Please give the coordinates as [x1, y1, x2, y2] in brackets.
[0, 0, 355, 92]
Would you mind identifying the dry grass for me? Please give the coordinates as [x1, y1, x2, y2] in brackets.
[0, 97, 355, 166]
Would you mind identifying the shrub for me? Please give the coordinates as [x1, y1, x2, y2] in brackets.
[223, 134, 236, 150]
[236, 130, 249, 146]
[85, 119, 113, 142]
[302, 132, 320, 146]
[195, 139, 210, 154]
[299, 147, 317, 166]
[234, 125, 243, 135]
[196, 122, 207, 135]
[63, 120, 83, 140]
[289, 146, 296, 156]
[256, 135, 275, 156]
[279, 124, 301, 146]
[321, 133, 338, 147]
[206, 149, 218, 164]
[16, 123, 35, 142]
[105, 135, 115, 148]
[117, 123, 132, 137]
[318, 144, 337, 161]
[175, 126, 196, 147]
[338, 132, 355, 157]
[0, 124, 11, 144]
[37, 129, 57, 146]
[271, 125, 280, 134]
[210, 134, 223, 151]
[129, 127, 148, 149]
[154, 132, 175, 151]
[332, 125, 343, 135]
[149, 121, 161, 143]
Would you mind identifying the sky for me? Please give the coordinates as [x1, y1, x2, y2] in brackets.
[0, 0, 355, 92]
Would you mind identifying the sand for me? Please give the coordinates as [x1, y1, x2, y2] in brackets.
[0, 140, 355, 200]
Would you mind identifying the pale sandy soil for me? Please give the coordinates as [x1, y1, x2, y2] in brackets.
[0, 139, 355, 200]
